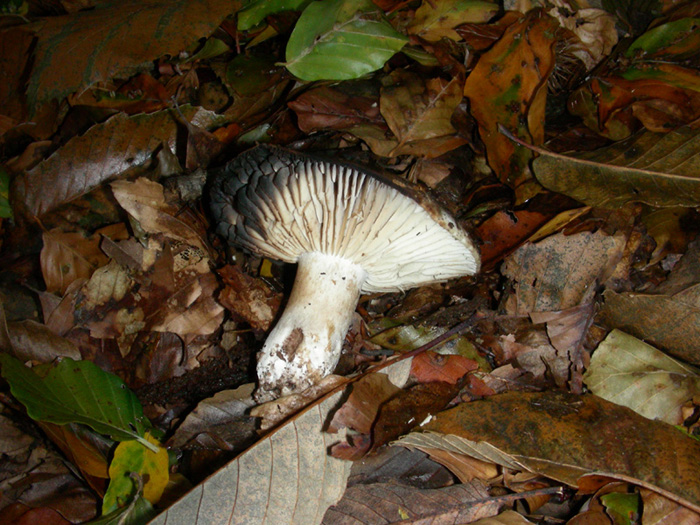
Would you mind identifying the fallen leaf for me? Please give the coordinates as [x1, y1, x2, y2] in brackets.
[532, 126, 700, 209]
[599, 240, 700, 364]
[407, 0, 498, 42]
[40, 229, 109, 295]
[463, 10, 558, 189]
[584, 330, 700, 425]
[322, 480, 498, 524]
[501, 231, 625, 314]
[26, 0, 241, 110]
[13, 107, 223, 218]
[150, 390, 352, 525]
[380, 71, 467, 158]
[397, 391, 700, 513]
[288, 85, 384, 134]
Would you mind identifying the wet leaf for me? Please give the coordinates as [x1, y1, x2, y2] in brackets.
[284, 0, 408, 81]
[397, 391, 700, 513]
[407, 0, 498, 42]
[0, 167, 11, 218]
[26, 0, 241, 109]
[463, 10, 558, 189]
[103, 433, 169, 514]
[150, 390, 351, 525]
[626, 17, 700, 60]
[13, 107, 222, 218]
[584, 330, 700, 425]
[0, 356, 154, 449]
[217, 264, 282, 332]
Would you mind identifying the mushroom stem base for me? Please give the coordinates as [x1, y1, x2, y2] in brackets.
[255, 252, 366, 401]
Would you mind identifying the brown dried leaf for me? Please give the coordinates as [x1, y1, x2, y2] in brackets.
[13, 107, 221, 218]
[328, 373, 402, 435]
[322, 480, 497, 525]
[398, 391, 700, 513]
[217, 264, 282, 332]
[288, 85, 384, 134]
[502, 231, 625, 314]
[26, 0, 241, 109]
[40, 229, 109, 295]
[600, 241, 700, 364]
[380, 72, 467, 158]
[463, 10, 558, 188]
[111, 178, 208, 251]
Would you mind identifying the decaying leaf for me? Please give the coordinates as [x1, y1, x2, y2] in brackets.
[407, 0, 498, 42]
[533, 126, 700, 209]
[463, 9, 558, 190]
[397, 391, 700, 513]
[13, 108, 223, 218]
[584, 329, 700, 425]
[501, 231, 625, 314]
[26, 0, 241, 109]
[323, 479, 498, 524]
[600, 240, 700, 364]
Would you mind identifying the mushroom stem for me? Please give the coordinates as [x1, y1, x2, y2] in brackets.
[255, 251, 367, 400]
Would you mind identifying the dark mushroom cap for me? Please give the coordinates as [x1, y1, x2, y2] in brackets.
[210, 145, 480, 293]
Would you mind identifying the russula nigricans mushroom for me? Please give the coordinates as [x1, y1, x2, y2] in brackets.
[210, 145, 480, 400]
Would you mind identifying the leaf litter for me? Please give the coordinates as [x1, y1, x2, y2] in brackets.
[1, 1, 700, 524]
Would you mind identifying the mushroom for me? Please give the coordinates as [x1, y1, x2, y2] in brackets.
[210, 145, 480, 400]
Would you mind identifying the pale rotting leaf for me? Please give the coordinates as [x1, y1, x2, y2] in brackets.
[149, 390, 352, 525]
[584, 330, 700, 425]
[284, 0, 408, 81]
[532, 126, 700, 209]
[12, 107, 223, 218]
[397, 391, 700, 513]
[26, 0, 242, 110]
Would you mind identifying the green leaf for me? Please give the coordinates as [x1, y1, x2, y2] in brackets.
[89, 494, 155, 525]
[0, 355, 155, 451]
[0, 167, 11, 219]
[284, 0, 408, 81]
[626, 18, 700, 59]
[238, 0, 310, 31]
[103, 433, 169, 514]
[600, 492, 640, 525]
